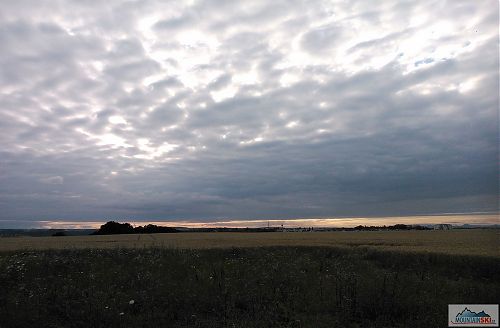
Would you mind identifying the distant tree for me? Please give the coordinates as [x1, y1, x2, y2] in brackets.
[52, 231, 66, 237]
[389, 224, 409, 230]
[92, 221, 178, 235]
[93, 221, 135, 235]
[413, 225, 431, 230]
[134, 224, 177, 234]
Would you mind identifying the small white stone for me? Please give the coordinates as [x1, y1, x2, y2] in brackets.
[129, 300, 135, 305]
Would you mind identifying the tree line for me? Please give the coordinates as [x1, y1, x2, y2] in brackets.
[92, 221, 178, 235]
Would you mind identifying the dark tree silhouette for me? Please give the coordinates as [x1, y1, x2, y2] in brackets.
[134, 224, 177, 234]
[92, 221, 135, 235]
[92, 221, 178, 235]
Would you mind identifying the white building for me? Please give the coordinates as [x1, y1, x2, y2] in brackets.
[433, 224, 452, 230]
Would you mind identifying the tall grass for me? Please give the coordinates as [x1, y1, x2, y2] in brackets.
[0, 247, 498, 327]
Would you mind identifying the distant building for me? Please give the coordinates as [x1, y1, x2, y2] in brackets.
[433, 224, 452, 230]
[279, 227, 314, 232]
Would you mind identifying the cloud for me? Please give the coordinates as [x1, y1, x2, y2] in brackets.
[301, 23, 345, 54]
[0, 0, 497, 224]
[39, 176, 64, 185]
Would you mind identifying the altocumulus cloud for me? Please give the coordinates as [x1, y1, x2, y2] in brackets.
[0, 0, 498, 224]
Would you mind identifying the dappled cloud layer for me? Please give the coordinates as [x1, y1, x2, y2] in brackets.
[0, 0, 498, 223]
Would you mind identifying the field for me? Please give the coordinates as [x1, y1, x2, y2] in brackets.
[0, 230, 498, 256]
[0, 230, 498, 327]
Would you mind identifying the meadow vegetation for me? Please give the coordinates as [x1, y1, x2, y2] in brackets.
[0, 244, 498, 327]
[0, 230, 498, 327]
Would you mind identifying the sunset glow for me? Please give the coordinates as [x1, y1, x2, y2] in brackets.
[10, 213, 496, 230]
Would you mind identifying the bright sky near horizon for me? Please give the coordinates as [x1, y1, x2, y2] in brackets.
[36, 214, 500, 229]
[0, 0, 498, 227]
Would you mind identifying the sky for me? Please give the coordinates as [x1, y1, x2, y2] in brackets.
[0, 0, 498, 228]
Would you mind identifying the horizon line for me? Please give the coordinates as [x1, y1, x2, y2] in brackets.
[0, 213, 498, 229]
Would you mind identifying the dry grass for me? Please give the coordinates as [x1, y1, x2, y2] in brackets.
[1, 229, 498, 257]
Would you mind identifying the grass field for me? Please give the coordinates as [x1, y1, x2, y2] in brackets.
[0, 230, 498, 327]
[0, 230, 498, 256]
